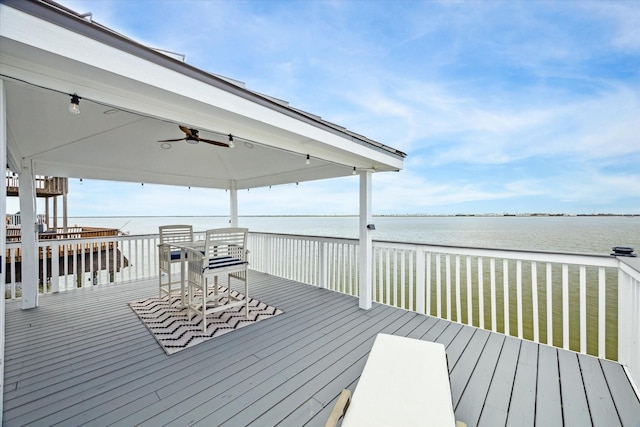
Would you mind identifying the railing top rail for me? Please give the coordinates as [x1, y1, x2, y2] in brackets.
[247, 231, 619, 266]
[248, 231, 359, 244]
[6, 230, 624, 269]
[373, 239, 619, 267]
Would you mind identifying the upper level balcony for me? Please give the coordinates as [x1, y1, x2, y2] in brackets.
[5, 173, 67, 198]
[3, 231, 639, 425]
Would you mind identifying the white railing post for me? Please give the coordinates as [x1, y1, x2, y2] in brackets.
[618, 259, 640, 386]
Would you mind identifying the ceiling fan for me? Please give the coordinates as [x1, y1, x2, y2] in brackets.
[158, 125, 231, 147]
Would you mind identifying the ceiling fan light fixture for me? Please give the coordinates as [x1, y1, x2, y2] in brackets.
[306, 154, 310, 165]
[68, 94, 81, 115]
[228, 134, 235, 148]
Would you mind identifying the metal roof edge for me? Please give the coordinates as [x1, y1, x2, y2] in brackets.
[4, 0, 406, 160]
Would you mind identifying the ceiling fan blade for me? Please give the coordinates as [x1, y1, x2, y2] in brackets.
[179, 125, 196, 138]
[157, 137, 187, 142]
[199, 138, 230, 148]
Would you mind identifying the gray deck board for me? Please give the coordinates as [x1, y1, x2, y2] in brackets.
[506, 339, 538, 426]
[3, 271, 639, 426]
[454, 332, 505, 426]
[579, 354, 622, 427]
[477, 336, 521, 427]
[535, 344, 563, 427]
[450, 328, 491, 406]
[600, 359, 640, 426]
[558, 349, 592, 426]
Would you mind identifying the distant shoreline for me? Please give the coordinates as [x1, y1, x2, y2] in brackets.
[66, 213, 640, 218]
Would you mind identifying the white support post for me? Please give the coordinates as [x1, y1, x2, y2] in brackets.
[229, 181, 238, 227]
[359, 171, 373, 310]
[0, 77, 8, 421]
[19, 160, 38, 309]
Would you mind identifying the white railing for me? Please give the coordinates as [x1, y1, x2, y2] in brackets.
[4, 231, 639, 381]
[247, 233, 639, 367]
[5, 213, 46, 226]
[4, 233, 162, 297]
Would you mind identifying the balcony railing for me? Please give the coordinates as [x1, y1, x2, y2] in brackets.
[4, 231, 639, 386]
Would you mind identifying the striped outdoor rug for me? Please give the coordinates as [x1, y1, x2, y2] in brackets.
[129, 287, 283, 355]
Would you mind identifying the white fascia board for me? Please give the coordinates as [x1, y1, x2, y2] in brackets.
[0, 4, 403, 171]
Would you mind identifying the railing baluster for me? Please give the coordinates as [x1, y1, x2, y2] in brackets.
[598, 266, 606, 359]
[51, 241, 60, 292]
[532, 261, 539, 343]
[517, 260, 523, 339]
[446, 254, 451, 320]
[385, 249, 391, 305]
[63, 244, 70, 290]
[478, 256, 484, 329]
[466, 255, 472, 325]
[580, 265, 587, 354]
[456, 255, 461, 323]
[80, 242, 86, 287]
[546, 262, 553, 346]
[503, 259, 509, 336]
[562, 263, 569, 350]
[97, 242, 103, 286]
[409, 252, 414, 311]
[490, 258, 496, 332]
[416, 248, 425, 314]
[393, 249, 398, 307]
[40, 246, 47, 293]
[401, 250, 406, 309]
[436, 253, 442, 318]
[426, 252, 432, 316]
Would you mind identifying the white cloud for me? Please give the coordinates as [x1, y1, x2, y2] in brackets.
[45, 0, 640, 216]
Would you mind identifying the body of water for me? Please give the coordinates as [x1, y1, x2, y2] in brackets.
[70, 215, 639, 256]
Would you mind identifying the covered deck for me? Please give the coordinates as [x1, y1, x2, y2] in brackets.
[4, 271, 639, 426]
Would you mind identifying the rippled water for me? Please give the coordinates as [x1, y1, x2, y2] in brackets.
[72, 215, 639, 255]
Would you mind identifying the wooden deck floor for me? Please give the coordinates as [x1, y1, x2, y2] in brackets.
[3, 271, 640, 426]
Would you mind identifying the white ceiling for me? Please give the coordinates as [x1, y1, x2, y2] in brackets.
[0, 1, 404, 191]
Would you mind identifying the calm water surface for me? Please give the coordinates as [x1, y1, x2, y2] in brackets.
[71, 215, 639, 255]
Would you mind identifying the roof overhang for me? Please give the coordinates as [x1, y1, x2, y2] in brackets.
[0, 0, 405, 190]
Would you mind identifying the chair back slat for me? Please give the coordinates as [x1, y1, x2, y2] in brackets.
[203, 227, 248, 263]
[159, 225, 194, 244]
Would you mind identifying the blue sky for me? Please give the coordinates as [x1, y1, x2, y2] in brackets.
[20, 0, 639, 216]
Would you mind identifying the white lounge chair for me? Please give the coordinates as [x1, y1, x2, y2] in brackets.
[326, 334, 464, 427]
[158, 224, 194, 301]
[187, 227, 249, 332]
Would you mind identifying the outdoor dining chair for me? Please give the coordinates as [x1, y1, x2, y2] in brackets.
[158, 224, 194, 300]
[187, 227, 249, 332]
